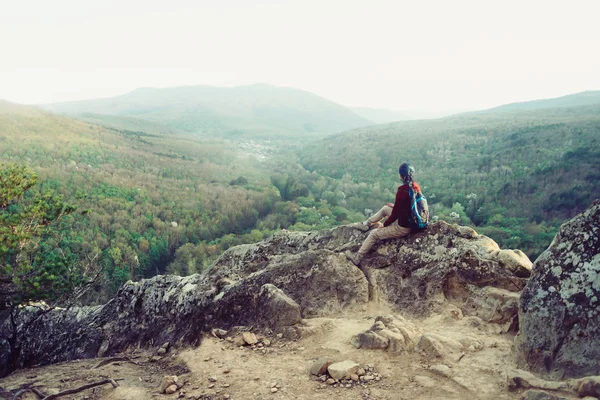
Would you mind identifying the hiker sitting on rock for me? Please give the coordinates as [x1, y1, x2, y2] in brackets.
[346, 162, 424, 266]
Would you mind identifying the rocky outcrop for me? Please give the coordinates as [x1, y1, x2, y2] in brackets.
[0, 221, 530, 377]
[514, 201, 600, 379]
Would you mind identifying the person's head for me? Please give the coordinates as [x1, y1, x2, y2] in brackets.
[398, 162, 415, 184]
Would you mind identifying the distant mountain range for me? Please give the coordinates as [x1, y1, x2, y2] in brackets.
[350, 107, 471, 123]
[485, 90, 600, 113]
[32, 86, 600, 140]
[39, 84, 371, 139]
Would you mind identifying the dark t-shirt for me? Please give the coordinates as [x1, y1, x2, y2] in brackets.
[383, 182, 421, 228]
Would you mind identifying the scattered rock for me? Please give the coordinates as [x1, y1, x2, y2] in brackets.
[257, 284, 302, 330]
[211, 328, 228, 338]
[233, 335, 246, 347]
[328, 360, 360, 380]
[351, 331, 389, 350]
[310, 357, 333, 376]
[160, 376, 178, 393]
[208, 376, 217, 382]
[351, 315, 420, 352]
[415, 334, 446, 357]
[165, 384, 178, 395]
[243, 332, 258, 345]
[326, 378, 336, 385]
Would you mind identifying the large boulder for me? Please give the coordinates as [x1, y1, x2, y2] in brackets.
[514, 201, 600, 379]
[0, 221, 529, 377]
[363, 222, 532, 316]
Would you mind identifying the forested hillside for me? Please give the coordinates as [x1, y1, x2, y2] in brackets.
[0, 101, 365, 303]
[40, 84, 370, 139]
[299, 103, 600, 257]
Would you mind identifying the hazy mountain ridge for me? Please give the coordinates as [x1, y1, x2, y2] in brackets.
[485, 90, 600, 113]
[39, 84, 371, 138]
[350, 106, 470, 123]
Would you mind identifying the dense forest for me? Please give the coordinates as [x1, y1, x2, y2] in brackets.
[299, 103, 600, 257]
[1, 90, 599, 305]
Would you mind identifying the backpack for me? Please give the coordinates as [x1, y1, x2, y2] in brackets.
[408, 186, 429, 230]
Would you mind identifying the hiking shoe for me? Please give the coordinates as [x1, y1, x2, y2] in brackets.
[345, 250, 362, 266]
[350, 221, 370, 232]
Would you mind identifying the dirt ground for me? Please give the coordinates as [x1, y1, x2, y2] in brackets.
[0, 302, 524, 400]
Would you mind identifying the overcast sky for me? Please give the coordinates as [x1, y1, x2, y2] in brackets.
[1, 0, 599, 111]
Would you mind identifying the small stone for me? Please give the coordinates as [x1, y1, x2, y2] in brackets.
[212, 328, 228, 338]
[271, 382, 277, 388]
[351, 374, 359, 382]
[233, 335, 246, 347]
[226, 337, 234, 343]
[208, 376, 217, 382]
[223, 368, 231, 374]
[357, 368, 366, 376]
[271, 387, 278, 393]
[161, 342, 170, 349]
[243, 332, 258, 345]
[150, 356, 162, 362]
[222, 383, 230, 388]
[346, 384, 352, 388]
[375, 376, 381, 381]
[327, 378, 336, 385]
[277, 333, 283, 339]
[208, 384, 215, 389]
[363, 375, 375, 382]
[157, 347, 167, 355]
[165, 384, 178, 394]
[263, 339, 271, 346]
[328, 360, 360, 380]
[223, 395, 231, 399]
[310, 357, 333, 376]
[320, 375, 327, 382]
[160, 376, 179, 393]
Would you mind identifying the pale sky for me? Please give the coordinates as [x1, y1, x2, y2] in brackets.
[1, 0, 599, 111]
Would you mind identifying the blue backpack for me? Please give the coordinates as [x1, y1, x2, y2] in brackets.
[408, 186, 429, 230]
